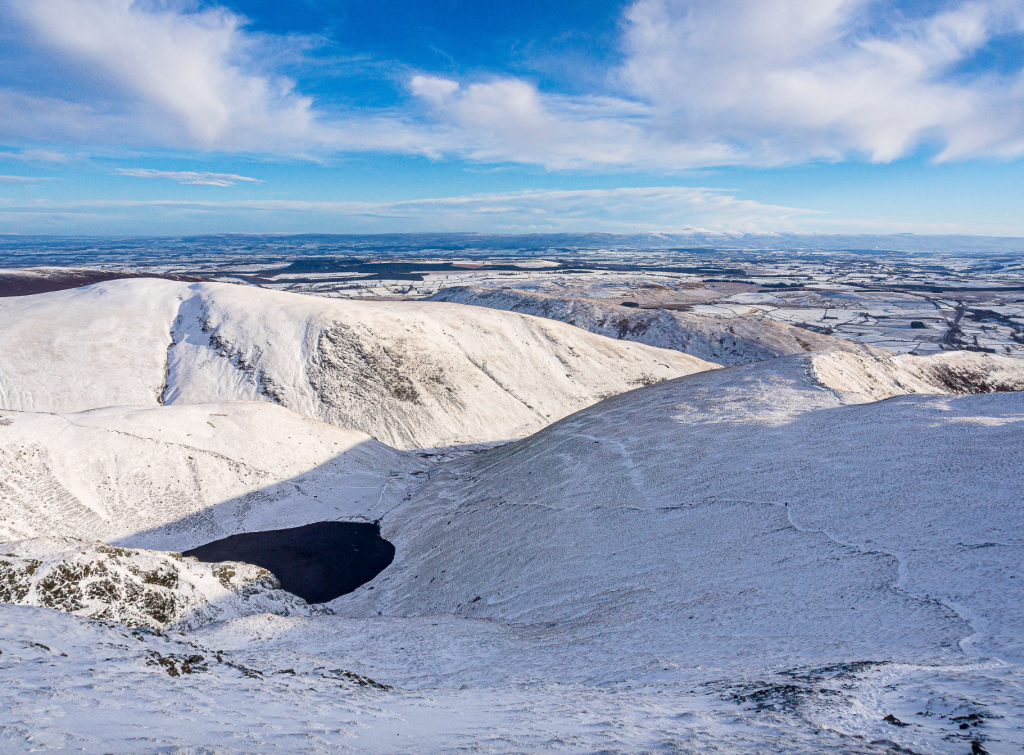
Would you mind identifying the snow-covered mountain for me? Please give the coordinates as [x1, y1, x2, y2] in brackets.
[340, 350, 1024, 669]
[429, 285, 881, 365]
[2, 270, 1024, 755]
[0, 279, 715, 448]
[0, 402, 422, 548]
[8, 349, 1012, 554]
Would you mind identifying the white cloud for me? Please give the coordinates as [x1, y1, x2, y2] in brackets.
[6, 186, 1024, 235]
[409, 77, 741, 169]
[349, 186, 818, 231]
[409, 76, 460, 103]
[0, 149, 68, 163]
[4, 0, 317, 151]
[0, 0, 454, 158]
[617, 0, 1024, 163]
[2, 0, 1023, 169]
[409, 0, 1024, 167]
[116, 169, 263, 186]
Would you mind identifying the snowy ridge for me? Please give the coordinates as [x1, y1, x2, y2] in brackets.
[0, 537, 323, 631]
[0, 279, 715, 448]
[428, 285, 881, 365]
[0, 402, 423, 548]
[340, 352, 1024, 669]
[0, 267, 206, 297]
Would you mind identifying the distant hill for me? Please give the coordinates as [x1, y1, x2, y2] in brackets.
[0, 267, 207, 297]
[0, 279, 714, 448]
[430, 285, 884, 365]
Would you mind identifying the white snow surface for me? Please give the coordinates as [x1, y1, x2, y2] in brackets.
[3, 351, 1011, 551]
[429, 285, 882, 365]
[0, 279, 714, 448]
[1, 344, 1023, 751]
[0, 402, 422, 548]
[4, 602, 1021, 754]
[339, 351, 1024, 670]
[0, 537, 322, 631]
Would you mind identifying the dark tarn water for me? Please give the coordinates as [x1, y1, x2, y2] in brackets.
[184, 522, 395, 604]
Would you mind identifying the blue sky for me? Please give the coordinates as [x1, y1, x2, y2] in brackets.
[1, 0, 1023, 236]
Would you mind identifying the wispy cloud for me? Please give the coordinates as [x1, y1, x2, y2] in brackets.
[616, 0, 1024, 164]
[0, 186, 818, 233]
[5, 186, 1024, 236]
[0, 149, 68, 163]
[116, 169, 263, 186]
[410, 0, 1024, 168]
[0, 175, 56, 184]
[3, 0, 317, 152]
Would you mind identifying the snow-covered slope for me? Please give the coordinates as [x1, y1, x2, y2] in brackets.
[0, 279, 715, 448]
[0, 537, 322, 631]
[1, 349, 1023, 753]
[3, 598, 1020, 754]
[341, 350, 1024, 668]
[429, 285, 880, 365]
[0, 402, 422, 548]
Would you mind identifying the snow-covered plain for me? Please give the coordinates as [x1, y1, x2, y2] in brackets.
[1, 278, 1023, 753]
[0, 279, 714, 448]
[429, 285, 883, 365]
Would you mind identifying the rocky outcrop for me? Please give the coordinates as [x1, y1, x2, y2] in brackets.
[0, 537, 326, 630]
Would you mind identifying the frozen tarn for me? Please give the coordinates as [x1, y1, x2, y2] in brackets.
[429, 285, 884, 365]
[0, 279, 716, 448]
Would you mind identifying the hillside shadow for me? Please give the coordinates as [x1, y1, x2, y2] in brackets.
[93, 436, 439, 604]
[94, 432, 506, 606]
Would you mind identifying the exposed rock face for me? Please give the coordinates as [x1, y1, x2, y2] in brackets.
[429, 286, 883, 366]
[0, 538, 325, 630]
